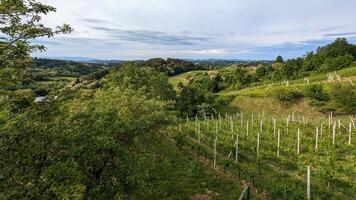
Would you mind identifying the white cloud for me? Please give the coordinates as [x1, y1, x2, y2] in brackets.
[34, 0, 356, 59]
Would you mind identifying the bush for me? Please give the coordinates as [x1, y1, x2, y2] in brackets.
[330, 84, 356, 114]
[304, 84, 329, 102]
[197, 103, 216, 117]
[214, 95, 235, 106]
[274, 87, 303, 103]
[177, 86, 208, 117]
[321, 54, 354, 71]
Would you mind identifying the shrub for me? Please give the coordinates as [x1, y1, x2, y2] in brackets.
[330, 83, 356, 114]
[177, 86, 207, 117]
[304, 84, 329, 102]
[273, 87, 304, 103]
[321, 54, 354, 71]
[197, 103, 216, 117]
[214, 95, 235, 106]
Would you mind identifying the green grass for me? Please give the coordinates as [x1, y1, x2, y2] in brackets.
[169, 70, 217, 90]
[221, 66, 356, 97]
[218, 66, 356, 116]
[177, 113, 356, 199]
[131, 135, 246, 199]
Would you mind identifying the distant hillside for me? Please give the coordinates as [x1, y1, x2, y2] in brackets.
[185, 58, 273, 66]
[33, 58, 118, 77]
[40, 57, 123, 64]
[124, 58, 212, 76]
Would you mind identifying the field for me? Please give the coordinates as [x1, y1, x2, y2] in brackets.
[221, 66, 356, 98]
[174, 112, 355, 199]
[169, 70, 217, 90]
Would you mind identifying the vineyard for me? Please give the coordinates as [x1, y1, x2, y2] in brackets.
[173, 112, 356, 199]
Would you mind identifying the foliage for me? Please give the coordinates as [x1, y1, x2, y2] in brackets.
[103, 62, 176, 101]
[124, 58, 209, 76]
[35, 58, 111, 77]
[304, 84, 329, 102]
[0, 0, 72, 88]
[197, 103, 216, 117]
[330, 83, 356, 114]
[273, 87, 304, 103]
[0, 86, 172, 199]
[321, 54, 354, 71]
[275, 55, 284, 63]
[256, 65, 267, 79]
[177, 85, 210, 117]
[214, 95, 235, 106]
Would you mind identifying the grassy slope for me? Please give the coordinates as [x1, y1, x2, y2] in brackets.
[220, 66, 356, 116]
[169, 70, 217, 90]
[131, 135, 249, 200]
[157, 66, 356, 199]
[177, 117, 356, 200]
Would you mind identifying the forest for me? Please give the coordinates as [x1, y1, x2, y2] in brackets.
[0, 0, 355, 199]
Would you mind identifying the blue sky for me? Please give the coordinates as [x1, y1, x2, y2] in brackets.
[34, 0, 356, 60]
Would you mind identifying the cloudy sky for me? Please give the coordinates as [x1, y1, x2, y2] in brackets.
[34, 0, 356, 60]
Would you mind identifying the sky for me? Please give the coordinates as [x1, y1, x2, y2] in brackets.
[33, 0, 356, 60]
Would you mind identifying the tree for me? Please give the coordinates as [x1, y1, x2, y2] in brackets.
[321, 54, 354, 71]
[281, 58, 303, 79]
[234, 68, 251, 86]
[331, 84, 356, 114]
[256, 65, 267, 80]
[317, 38, 354, 59]
[0, 87, 172, 199]
[177, 86, 207, 116]
[304, 84, 329, 102]
[0, 0, 72, 87]
[275, 55, 284, 63]
[104, 63, 176, 101]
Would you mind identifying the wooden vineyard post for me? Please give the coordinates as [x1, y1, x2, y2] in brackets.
[297, 128, 300, 155]
[307, 166, 311, 200]
[273, 118, 276, 137]
[320, 123, 323, 138]
[328, 113, 331, 130]
[219, 113, 222, 131]
[350, 115, 355, 128]
[260, 120, 263, 134]
[194, 116, 197, 133]
[349, 122, 352, 146]
[333, 122, 336, 145]
[246, 120, 249, 136]
[257, 132, 260, 156]
[235, 134, 239, 164]
[230, 119, 234, 139]
[277, 129, 280, 157]
[315, 126, 318, 150]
